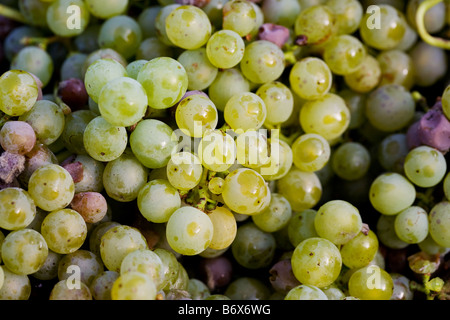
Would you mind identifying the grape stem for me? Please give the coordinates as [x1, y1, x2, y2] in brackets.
[416, 0, 450, 49]
[0, 4, 26, 24]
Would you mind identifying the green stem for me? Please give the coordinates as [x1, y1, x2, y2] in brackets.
[0, 4, 26, 24]
[416, 0, 450, 49]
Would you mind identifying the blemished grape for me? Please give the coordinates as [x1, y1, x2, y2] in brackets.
[292, 133, 331, 173]
[287, 209, 319, 247]
[224, 92, 266, 131]
[207, 206, 237, 250]
[294, 5, 336, 45]
[348, 265, 394, 300]
[428, 202, 450, 248]
[0, 70, 38, 117]
[252, 193, 292, 233]
[323, 34, 366, 76]
[256, 81, 294, 126]
[166, 152, 203, 191]
[178, 48, 218, 91]
[206, 30, 245, 69]
[394, 206, 429, 244]
[0, 188, 36, 231]
[403, 146, 447, 188]
[208, 68, 250, 112]
[120, 249, 165, 290]
[285, 285, 328, 300]
[222, 0, 258, 37]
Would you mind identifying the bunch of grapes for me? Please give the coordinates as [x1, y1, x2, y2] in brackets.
[0, 0, 448, 302]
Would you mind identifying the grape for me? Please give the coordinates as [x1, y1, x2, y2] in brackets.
[166, 206, 213, 255]
[18, 100, 65, 146]
[11, 46, 54, 88]
[370, 173, 416, 216]
[285, 284, 328, 300]
[125, 60, 147, 81]
[348, 265, 394, 300]
[341, 230, 379, 269]
[33, 249, 62, 281]
[391, 273, 414, 301]
[261, 0, 300, 27]
[394, 206, 429, 244]
[138, 6, 161, 39]
[0, 120, 36, 155]
[343, 54, 381, 94]
[1, 228, 48, 275]
[18, 0, 51, 28]
[428, 202, 450, 248]
[256, 81, 293, 126]
[85, 0, 129, 19]
[165, 5, 212, 50]
[89, 221, 121, 258]
[409, 41, 447, 88]
[326, 0, 363, 35]
[294, 4, 335, 45]
[222, 168, 271, 215]
[83, 116, 128, 162]
[376, 215, 409, 249]
[299, 93, 350, 141]
[208, 68, 250, 112]
[225, 277, 271, 300]
[207, 206, 237, 250]
[256, 138, 293, 181]
[257, 23, 290, 48]
[206, 30, 245, 69]
[68, 154, 105, 193]
[406, 0, 446, 34]
[57, 249, 104, 286]
[252, 193, 292, 233]
[291, 237, 342, 288]
[49, 280, 92, 300]
[198, 129, 236, 172]
[84, 58, 128, 104]
[0, 70, 38, 117]
[365, 84, 415, 132]
[188, 278, 210, 300]
[315, 200, 362, 245]
[137, 179, 181, 223]
[61, 110, 97, 155]
[224, 92, 266, 131]
[287, 209, 318, 247]
[403, 146, 447, 188]
[239, 40, 285, 84]
[291, 133, 331, 173]
[331, 142, 371, 181]
[377, 50, 415, 90]
[154, 3, 180, 46]
[222, 0, 258, 37]
[208, 176, 224, 195]
[89, 271, 119, 300]
[231, 222, 276, 269]
[130, 119, 178, 169]
[289, 57, 332, 101]
[166, 152, 203, 191]
[235, 129, 270, 169]
[4, 26, 43, 62]
[120, 249, 165, 290]
[28, 164, 75, 212]
[82, 48, 128, 76]
[178, 48, 218, 91]
[323, 34, 366, 76]
[70, 192, 108, 224]
[377, 133, 409, 173]
[73, 25, 101, 55]
[46, 0, 90, 37]
[0, 266, 31, 300]
[137, 57, 188, 109]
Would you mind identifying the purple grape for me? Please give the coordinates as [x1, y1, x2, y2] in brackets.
[0, 151, 25, 184]
[57, 78, 89, 111]
[269, 259, 300, 294]
[406, 121, 422, 150]
[417, 101, 450, 153]
[198, 256, 233, 291]
[258, 23, 290, 48]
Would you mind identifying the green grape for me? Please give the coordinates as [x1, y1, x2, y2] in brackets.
[11, 46, 53, 88]
[188, 278, 211, 300]
[276, 167, 322, 212]
[165, 5, 212, 50]
[299, 93, 350, 141]
[331, 142, 371, 181]
[326, 0, 363, 35]
[294, 5, 336, 45]
[84, 58, 128, 103]
[61, 110, 97, 155]
[376, 215, 409, 249]
[138, 6, 161, 39]
[359, 4, 407, 50]
[419, 234, 449, 256]
[208, 176, 225, 194]
[257, 138, 293, 181]
[72, 154, 105, 193]
[289, 57, 333, 101]
[323, 34, 366, 76]
[315, 200, 362, 245]
[103, 149, 148, 202]
[206, 30, 245, 69]
[248, 1, 264, 38]
[256, 81, 294, 126]
[377, 50, 415, 90]
[57, 250, 104, 286]
[126, 60, 148, 80]
[369, 173, 416, 216]
[198, 129, 236, 172]
[444, 172, 450, 201]
[154, 3, 180, 46]
[365, 84, 415, 132]
[175, 94, 218, 138]
[111, 271, 157, 300]
[222, 168, 271, 215]
[19, 0, 51, 28]
[137, 179, 181, 223]
[49, 280, 92, 300]
[202, 0, 228, 28]
[252, 193, 292, 233]
[285, 285, 328, 300]
[208, 206, 237, 250]
[0, 266, 31, 300]
[377, 133, 409, 173]
[344, 54, 381, 93]
[235, 130, 270, 169]
[98, 77, 148, 127]
[166, 206, 213, 256]
[120, 249, 165, 290]
[239, 40, 285, 84]
[28, 164, 75, 212]
[231, 222, 276, 269]
[0, 70, 38, 117]
[261, 0, 300, 27]
[1, 229, 48, 275]
[225, 277, 271, 300]
[394, 206, 429, 244]
[154, 248, 180, 291]
[322, 284, 346, 300]
[340, 230, 379, 269]
[208, 68, 250, 112]
[291, 237, 342, 288]
[177, 48, 218, 91]
[429, 202, 450, 248]
[0, 120, 36, 155]
[19, 100, 65, 146]
[41, 208, 87, 254]
[46, 0, 90, 37]
[82, 48, 128, 76]
[403, 146, 447, 188]
[98, 15, 142, 60]
[394, 22, 418, 51]
[222, 0, 258, 37]
[224, 92, 266, 131]
[89, 271, 119, 300]
[33, 250, 62, 281]
[130, 119, 178, 169]
[83, 116, 128, 162]
[166, 152, 203, 191]
[292, 133, 331, 173]
[85, 0, 128, 19]
[89, 221, 121, 257]
[287, 209, 319, 247]
[348, 265, 394, 300]
[167, 262, 190, 292]
[0, 231, 4, 264]
[137, 57, 188, 109]
[410, 41, 447, 88]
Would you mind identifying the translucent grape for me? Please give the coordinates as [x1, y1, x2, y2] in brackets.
[198, 129, 236, 173]
[11, 46, 53, 88]
[323, 34, 366, 76]
[291, 237, 342, 288]
[294, 5, 336, 45]
[154, 3, 180, 46]
[208, 68, 250, 112]
[326, 0, 363, 35]
[340, 230, 379, 269]
[376, 215, 409, 249]
[177, 48, 218, 91]
[235, 130, 270, 169]
[224, 91, 267, 131]
[222, 0, 258, 37]
[46, 0, 90, 37]
[89, 221, 121, 257]
[344, 55, 381, 94]
[285, 284, 328, 300]
[208, 176, 224, 195]
[331, 142, 371, 181]
[111, 272, 157, 300]
[120, 249, 165, 290]
[429, 202, 450, 248]
[252, 193, 292, 233]
[394, 206, 429, 244]
[206, 29, 245, 69]
[0, 266, 31, 300]
[126, 60, 148, 80]
[403, 146, 447, 188]
[257, 138, 293, 181]
[138, 6, 161, 39]
[61, 110, 97, 155]
[256, 81, 294, 126]
[57, 249, 104, 286]
[207, 206, 237, 250]
[225, 277, 271, 300]
[287, 209, 319, 247]
[292, 133, 331, 173]
[71, 154, 105, 193]
[0, 70, 38, 117]
[377, 50, 415, 90]
[85, 0, 128, 19]
[166, 152, 203, 191]
[261, 0, 301, 27]
[348, 265, 394, 300]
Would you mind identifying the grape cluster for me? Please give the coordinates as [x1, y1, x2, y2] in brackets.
[0, 0, 449, 302]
